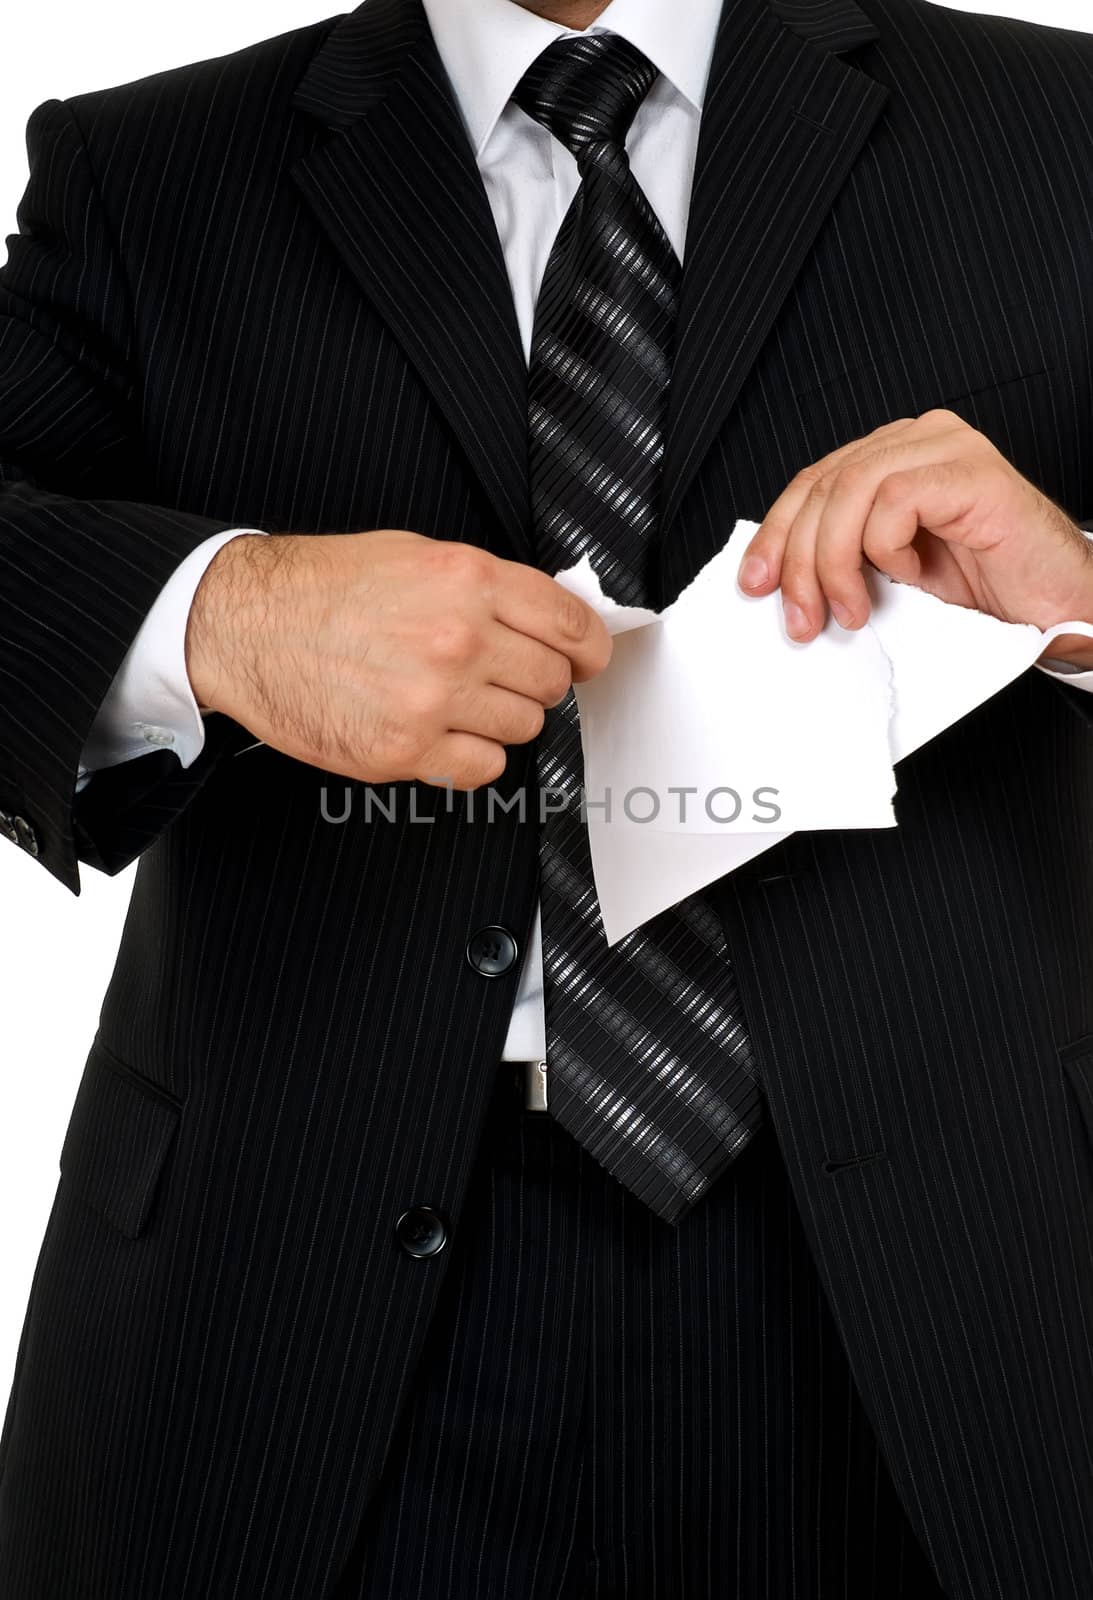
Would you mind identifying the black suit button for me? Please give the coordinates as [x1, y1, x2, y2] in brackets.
[395, 1206, 448, 1259]
[466, 925, 518, 978]
[13, 816, 39, 857]
[0, 811, 17, 845]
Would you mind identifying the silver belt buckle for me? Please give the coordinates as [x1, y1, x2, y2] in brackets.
[523, 1059, 549, 1112]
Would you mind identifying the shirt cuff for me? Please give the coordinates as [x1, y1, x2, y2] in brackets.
[76, 528, 269, 790]
[1035, 657, 1093, 694]
[1031, 520, 1093, 691]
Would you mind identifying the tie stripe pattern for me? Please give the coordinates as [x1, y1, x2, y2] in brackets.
[514, 33, 765, 1226]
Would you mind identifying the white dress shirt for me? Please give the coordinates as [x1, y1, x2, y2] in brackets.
[76, 0, 1093, 1063]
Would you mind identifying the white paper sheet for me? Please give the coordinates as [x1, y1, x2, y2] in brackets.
[556, 519, 1093, 944]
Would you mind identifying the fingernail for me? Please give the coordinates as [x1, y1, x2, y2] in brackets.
[830, 601, 853, 628]
[783, 601, 809, 639]
[739, 555, 768, 590]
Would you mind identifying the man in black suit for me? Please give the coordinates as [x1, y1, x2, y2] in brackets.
[1, 0, 1092, 1594]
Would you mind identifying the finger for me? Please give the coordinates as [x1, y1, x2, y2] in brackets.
[418, 732, 508, 791]
[806, 439, 957, 625]
[449, 683, 547, 746]
[773, 418, 985, 630]
[861, 511, 922, 586]
[484, 622, 573, 707]
[811, 457, 880, 628]
[814, 497, 873, 627]
[774, 443, 907, 638]
[739, 416, 919, 594]
[777, 512, 826, 641]
[492, 560, 613, 681]
[859, 460, 990, 586]
[812, 446, 942, 624]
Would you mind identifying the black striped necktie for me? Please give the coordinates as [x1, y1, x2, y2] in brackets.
[512, 33, 765, 1226]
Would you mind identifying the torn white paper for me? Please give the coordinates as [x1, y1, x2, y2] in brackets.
[555, 519, 1093, 945]
[563, 537, 896, 835]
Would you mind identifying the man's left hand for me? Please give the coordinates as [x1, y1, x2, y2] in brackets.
[739, 409, 1093, 668]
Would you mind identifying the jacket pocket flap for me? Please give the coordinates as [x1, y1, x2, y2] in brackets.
[59, 1039, 181, 1239]
[791, 298, 1056, 406]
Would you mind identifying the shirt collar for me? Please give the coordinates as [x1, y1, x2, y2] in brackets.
[421, 0, 724, 159]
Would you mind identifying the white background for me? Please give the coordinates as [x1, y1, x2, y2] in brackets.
[0, 0, 1089, 1405]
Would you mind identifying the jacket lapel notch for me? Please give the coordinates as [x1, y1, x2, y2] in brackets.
[289, 0, 532, 559]
[660, 0, 889, 541]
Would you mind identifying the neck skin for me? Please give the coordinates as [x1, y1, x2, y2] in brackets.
[514, 0, 613, 25]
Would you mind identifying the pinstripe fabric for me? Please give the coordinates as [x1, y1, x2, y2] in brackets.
[0, 0, 1092, 1594]
[332, 1065, 947, 1599]
[515, 34, 764, 1225]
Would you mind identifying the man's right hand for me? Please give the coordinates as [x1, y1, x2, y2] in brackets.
[184, 529, 613, 790]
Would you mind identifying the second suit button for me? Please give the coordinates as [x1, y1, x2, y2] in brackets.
[466, 925, 518, 978]
[395, 1206, 448, 1259]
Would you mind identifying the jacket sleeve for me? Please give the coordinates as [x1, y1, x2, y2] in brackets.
[0, 96, 258, 894]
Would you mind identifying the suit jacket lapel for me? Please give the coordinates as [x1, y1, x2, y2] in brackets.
[285, 0, 888, 567]
[288, 0, 532, 559]
[660, 0, 890, 544]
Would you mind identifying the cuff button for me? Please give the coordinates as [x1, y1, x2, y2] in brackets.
[12, 815, 38, 857]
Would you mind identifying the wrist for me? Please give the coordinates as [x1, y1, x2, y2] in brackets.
[1034, 521, 1093, 669]
[185, 532, 286, 715]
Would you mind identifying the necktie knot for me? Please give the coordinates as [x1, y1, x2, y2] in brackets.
[512, 32, 658, 166]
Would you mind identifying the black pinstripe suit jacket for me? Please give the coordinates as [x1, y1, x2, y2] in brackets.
[1, 0, 1092, 1593]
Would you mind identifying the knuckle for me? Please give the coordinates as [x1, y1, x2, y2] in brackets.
[835, 460, 869, 492]
[814, 552, 854, 591]
[544, 662, 573, 705]
[819, 577, 860, 610]
[492, 695, 544, 745]
[515, 701, 546, 741]
[593, 629, 614, 672]
[750, 526, 789, 567]
[804, 473, 834, 505]
[857, 524, 902, 563]
[876, 470, 913, 502]
[402, 678, 448, 729]
[555, 589, 590, 641]
[861, 528, 894, 563]
[427, 617, 478, 668]
[481, 745, 508, 783]
[454, 746, 506, 789]
[779, 557, 818, 600]
[429, 539, 492, 589]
